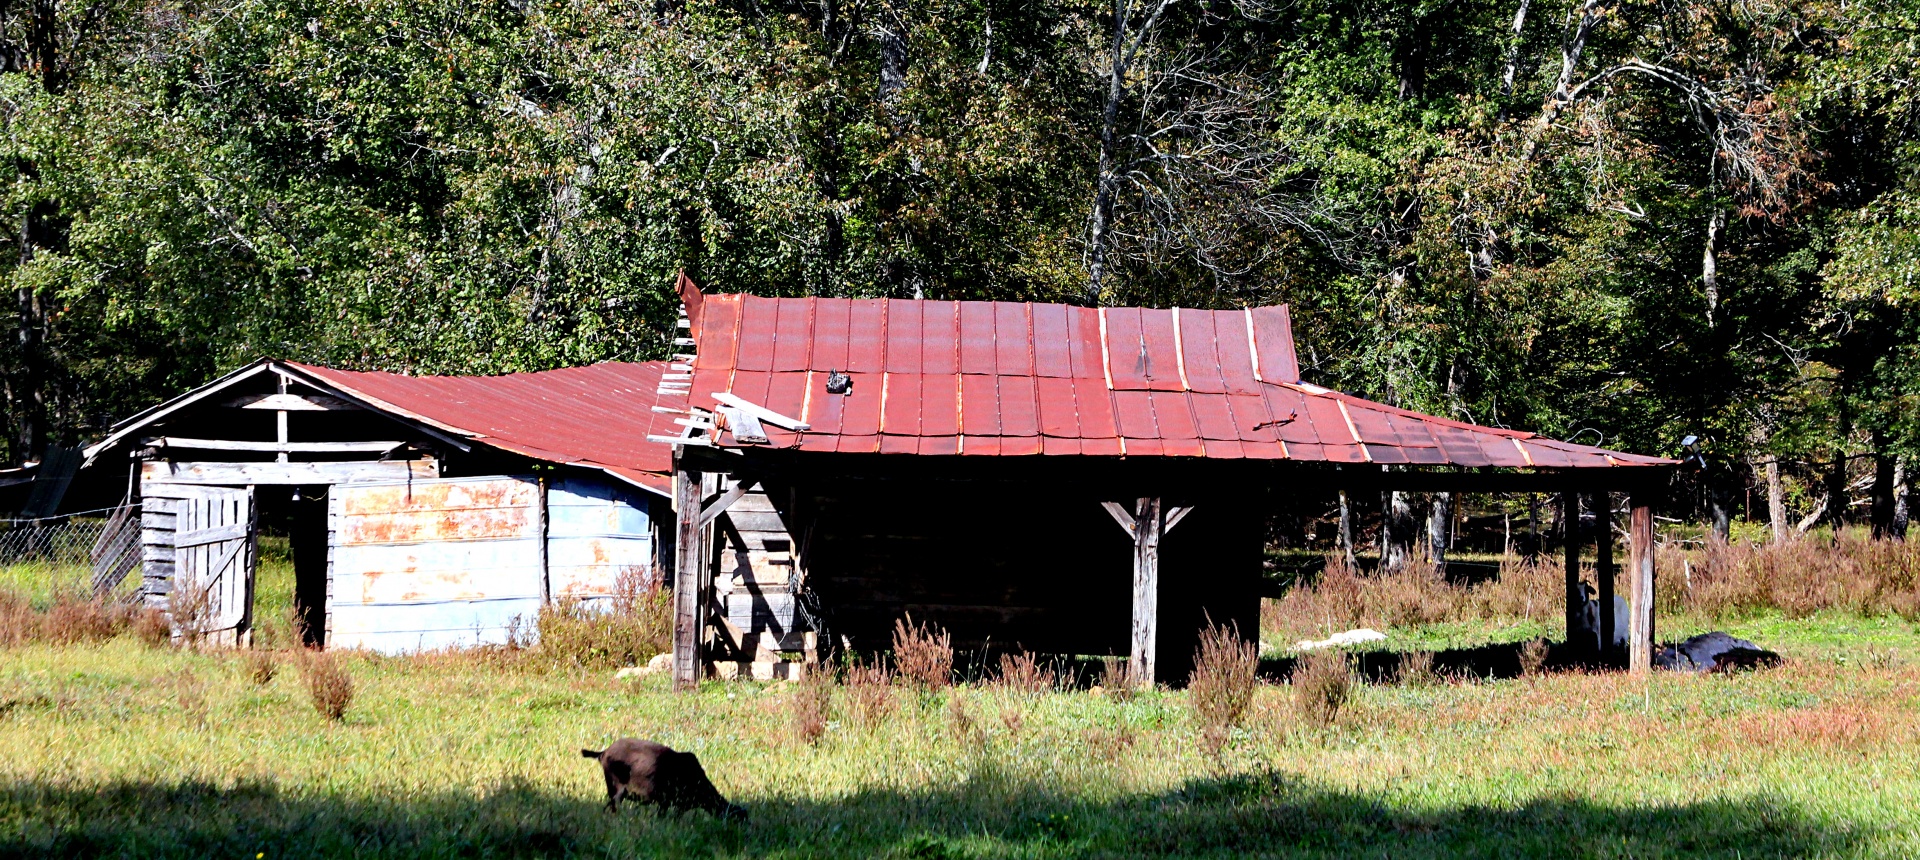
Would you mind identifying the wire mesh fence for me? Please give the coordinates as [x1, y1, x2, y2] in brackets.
[0, 505, 142, 597]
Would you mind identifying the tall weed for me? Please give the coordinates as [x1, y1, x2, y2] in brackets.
[301, 650, 354, 722]
[1190, 622, 1259, 758]
[843, 661, 897, 731]
[891, 615, 953, 690]
[788, 673, 832, 745]
[993, 651, 1053, 696]
[1291, 650, 1351, 731]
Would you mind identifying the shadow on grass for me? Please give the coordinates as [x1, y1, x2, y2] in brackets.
[0, 769, 1860, 859]
[1260, 640, 1619, 685]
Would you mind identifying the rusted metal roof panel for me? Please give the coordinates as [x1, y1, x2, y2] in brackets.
[679, 279, 1674, 469]
[1178, 310, 1229, 395]
[292, 361, 680, 495]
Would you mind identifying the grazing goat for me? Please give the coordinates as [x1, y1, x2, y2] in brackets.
[581, 738, 747, 820]
[1574, 584, 1629, 652]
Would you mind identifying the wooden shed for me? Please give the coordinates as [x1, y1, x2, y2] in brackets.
[659, 276, 1679, 687]
[83, 359, 810, 656]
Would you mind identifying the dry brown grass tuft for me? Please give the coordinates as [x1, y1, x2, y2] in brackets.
[1734, 702, 1892, 750]
[946, 689, 981, 745]
[1394, 650, 1436, 686]
[0, 590, 38, 647]
[891, 615, 953, 690]
[301, 650, 354, 722]
[0, 589, 139, 647]
[1190, 622, 1259, 759]
[1291, 649, 1351, 730]
[1097, 657, 1135, 702]
[169, 669, 209, 729]
[1518, 638, 1549, 677]
[788, 673, 832, 745]
[1672, 533, 1920, 619]
[168, 582, 212, 650]
[133, 608, 172, 648]
[42, 596, 129, 645]
[244, 649, 278, 686]
[842, 661, 897, 731]
[993, 651, 1053, 696]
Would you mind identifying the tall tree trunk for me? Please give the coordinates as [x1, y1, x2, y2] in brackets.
[1894, 457, 1910, 541]
[1337, 490, 1356, 567]
[1086, 1, 1128, 303]
[1765, 457, 1789, 544]
[1427, 492, 1451, 571]
[1495, 0, 1531, 122]
[1871, 437, 1898, 539]
[13, 202, 51, 464]
[1528, 493, 1543, 557]
[1381, 491, 1415, 572]
[1702, 208, 1724, 328]
[1708, 478, 1732, 544]
[1085, 0, 1171, 304]
[1520, 0, 1612, 163]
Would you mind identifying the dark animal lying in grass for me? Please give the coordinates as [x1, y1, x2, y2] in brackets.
[1655, 631, 1784, 673]
[581, 739, 746, 820]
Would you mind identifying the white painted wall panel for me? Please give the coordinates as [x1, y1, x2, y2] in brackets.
[329, 476, 543, 653]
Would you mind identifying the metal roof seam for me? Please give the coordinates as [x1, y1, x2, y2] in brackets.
[1334, 398, 1374, 463]
[1244, 309, 1263, 383]
[1098, 308, 1114, 390]
[1511, 437, 1536, 467]
[1171, 308, 1192, 391]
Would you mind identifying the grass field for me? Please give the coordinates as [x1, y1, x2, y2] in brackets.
[4, 608, 1919, 858]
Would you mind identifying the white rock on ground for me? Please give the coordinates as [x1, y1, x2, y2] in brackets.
[1293, 628, 1388, 652]
[613, 652, 674, 679]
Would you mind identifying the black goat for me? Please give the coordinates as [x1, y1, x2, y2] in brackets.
[581, 738, 747, 820]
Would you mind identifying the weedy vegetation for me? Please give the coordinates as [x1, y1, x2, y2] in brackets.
[2, 536, 1920, 856]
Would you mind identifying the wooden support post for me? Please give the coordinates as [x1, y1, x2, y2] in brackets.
[1130, 496, 1163, 688]
[275, 374, 290, 463]
[671, 460, 705, 691]
[1627, 494, 1656, 674]
[1562, 490, 1583, 652]
[1592, 491, 1615, 658]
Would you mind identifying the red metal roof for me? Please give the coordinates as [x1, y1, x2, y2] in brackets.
[290, 361, 680, 494]
[679, 277, 1673, 468]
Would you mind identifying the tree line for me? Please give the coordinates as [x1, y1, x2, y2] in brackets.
[3, 0, 1916, 535]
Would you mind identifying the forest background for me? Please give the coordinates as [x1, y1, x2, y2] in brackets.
[3, 0, 1917, 535]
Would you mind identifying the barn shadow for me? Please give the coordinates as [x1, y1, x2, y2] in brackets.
[1259, 639, 1618, 684]
[0, 769, 1860, 859]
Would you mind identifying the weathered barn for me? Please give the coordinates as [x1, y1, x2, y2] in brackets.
[83, 359, 808, 656]
[659, 276, 1679, 687]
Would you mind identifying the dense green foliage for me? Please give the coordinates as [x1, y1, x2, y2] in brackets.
[3, 0, 1917, 525]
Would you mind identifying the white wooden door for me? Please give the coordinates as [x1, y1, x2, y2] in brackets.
[175, 487, 256, 645]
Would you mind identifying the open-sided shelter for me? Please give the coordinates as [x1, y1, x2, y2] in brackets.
[660, 275, 1678, 687]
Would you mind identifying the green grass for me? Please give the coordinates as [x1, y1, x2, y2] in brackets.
[5, 612, 1920, 857]
[0, 535, 296, 619]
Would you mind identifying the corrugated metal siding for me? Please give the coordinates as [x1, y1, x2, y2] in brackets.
[328, 476, 543, 653]
[546, 476, 654, 609]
